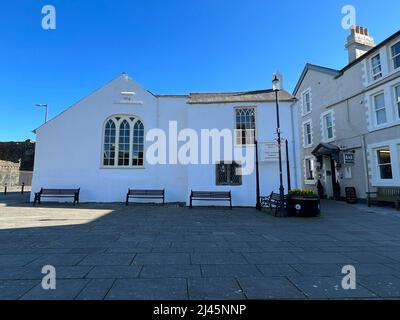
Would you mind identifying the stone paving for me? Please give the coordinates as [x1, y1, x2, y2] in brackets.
[1, 192, 400, 300]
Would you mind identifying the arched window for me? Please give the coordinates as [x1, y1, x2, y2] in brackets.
[235, 108, 256, 145]
[118, 120, 130, 166]
[102, 116, 144, 167]
[132, 120, 144, 166]
[103, 119, 116, 166]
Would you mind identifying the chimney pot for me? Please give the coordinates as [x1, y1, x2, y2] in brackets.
[345, 25, 375, 63]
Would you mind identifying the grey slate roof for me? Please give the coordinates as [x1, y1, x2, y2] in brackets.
[293, 29, 400, 95]
[188, 89, 296, 104]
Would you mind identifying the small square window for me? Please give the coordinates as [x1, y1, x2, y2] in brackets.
[216, 162, 242, 186]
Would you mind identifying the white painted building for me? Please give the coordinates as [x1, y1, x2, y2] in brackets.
[31, 73, 300, 206]
[293, 26, 400, 199]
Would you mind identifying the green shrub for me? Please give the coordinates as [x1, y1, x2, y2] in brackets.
[289, 189, 318, 198]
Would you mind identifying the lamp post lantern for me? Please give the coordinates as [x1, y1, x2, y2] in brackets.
[272, 74, 287, 216]
[35, 104, 48, 124]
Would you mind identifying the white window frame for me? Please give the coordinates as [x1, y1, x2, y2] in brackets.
[302, 119, 313, 148]
[390, 40, 400, 71]
[368, 139, 400, 186]
[320, 110, 335, 143]
[370, 54, 383, 81]
[372, 91, 387, 126]
[101, 115, 145, 169]
[301, 89, 312, 116]
[376, 147, 393, 181]
[394, 84, 400, 120]
[304, 156, 316, 185]
[234, 107, 256, 146]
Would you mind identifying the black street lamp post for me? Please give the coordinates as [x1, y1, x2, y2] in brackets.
[255, 140, 262, 210]
[272, 74, 287, 217]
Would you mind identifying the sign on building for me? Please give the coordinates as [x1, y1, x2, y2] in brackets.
[259, 142, 280, 162]
[344, 153, 355, 165]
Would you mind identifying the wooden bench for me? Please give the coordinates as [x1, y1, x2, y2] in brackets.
[34, 188, 80, 206]
[367, 187, 400, 210]
[190, 191, 232, 209]
[260, 192, 288, 216]
[126, 189, 165, 206]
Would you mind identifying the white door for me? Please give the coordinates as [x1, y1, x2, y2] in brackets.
[323, 156, 333, 198]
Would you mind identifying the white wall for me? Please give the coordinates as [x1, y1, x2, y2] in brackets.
[31, 74, 299, 206]
[186, 101, 298, 207]
[31, 75, 188, 203]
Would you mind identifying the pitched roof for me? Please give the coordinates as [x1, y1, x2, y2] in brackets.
[293, 64, 341, 95]
[188, 89, 295, 104]
[293, 29, 400, 95]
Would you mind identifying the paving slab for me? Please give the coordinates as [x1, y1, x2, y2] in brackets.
[201, 265, 263, 278]
[20, 279, 90, 300]
[288, 276, 376, 299]
[0, 254, 40, 267]
[132, 253, 190, 265]
[256, 264, 299, 277]
[2, 198, 400, 300]
[188, 278, 246, 300]
[105, 278, 188, 300]
[140, 265, 201, 278]
[79, 254, 135, 266]
[86, 266, 142, 279]
[0, 280, 39, 300]
[237, 277, 305, 299]
[359, 275, 400, 298]
[191, 253, 248, 265]
[27, 254, 87, 267]
[75, 279, 115, 300]
[242, 252, 302, 264]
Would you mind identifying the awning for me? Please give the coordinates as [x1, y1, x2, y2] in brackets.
[312, 143, 341, 162]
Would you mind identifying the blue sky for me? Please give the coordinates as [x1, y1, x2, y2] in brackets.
[0, 0, 399, 141]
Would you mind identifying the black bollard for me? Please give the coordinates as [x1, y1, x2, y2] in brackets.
[21, 183, 25, 195]
[4, 184, 7, 195]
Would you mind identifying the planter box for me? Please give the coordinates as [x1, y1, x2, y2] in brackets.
[288, 197, 321, 217]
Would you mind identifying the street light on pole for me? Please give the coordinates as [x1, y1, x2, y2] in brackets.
[35, 104, 48, 124]
[272, 74, 287, 217]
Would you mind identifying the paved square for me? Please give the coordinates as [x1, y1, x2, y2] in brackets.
[1, 193, 400, 300]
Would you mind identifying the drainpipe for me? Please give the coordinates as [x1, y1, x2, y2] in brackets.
[289, 100, 299, 188]
[361, 134, 370, 195]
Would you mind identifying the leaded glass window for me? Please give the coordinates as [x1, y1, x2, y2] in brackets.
[118, 120, 130, 166]
[216, 162, 242, 186]
[132, 120, 144, 167]
[235, 108, 256, 145]
[102, 116, 144, 167]
[103, 119, 116, 166]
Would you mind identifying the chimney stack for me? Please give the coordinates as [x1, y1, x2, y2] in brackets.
[345, 26, 375, 63]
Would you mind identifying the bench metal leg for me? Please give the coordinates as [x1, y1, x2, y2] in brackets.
[33, 195, 40, 206]
[396, 200, 400, 211]
[190, 196, 192, 209]
[230, 198, 232, 210]
[126, 195, 129, 206]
